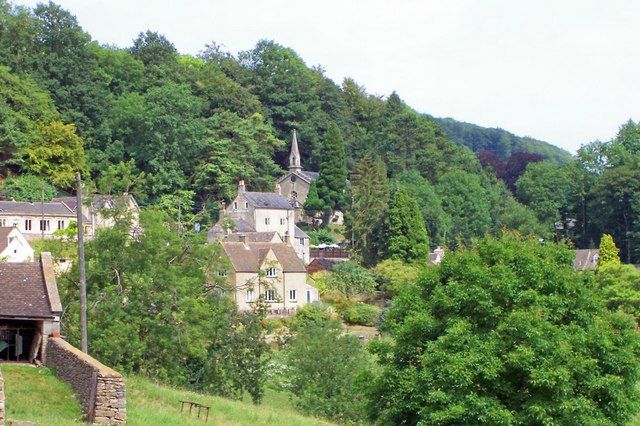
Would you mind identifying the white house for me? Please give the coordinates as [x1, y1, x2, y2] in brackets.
[208, 181, 311, 263]
[0, 227, 34, 262]
[221, 241, 318, 315]
[0, 200, 82, 239]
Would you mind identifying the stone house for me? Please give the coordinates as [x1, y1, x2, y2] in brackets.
[0, 252, 61, 363]
[209, 181, 310, 263]
[53, 193, 141, 235]
[220, 241, 318, 315]
[0, 227, 34, 262]
[0, 200, 84, 240]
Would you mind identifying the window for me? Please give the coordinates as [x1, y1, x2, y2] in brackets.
[216, 270, 228, 277]
[299, 238, 305, 245]
[39, 220, 50, 231]
[57, 220, 65, 230]
[266, 267, 277, 278]
[233, 202, 238, 210]
[24, 219, 32, 231]
[280, 218, 285, 225]
[245, 202, 249, 209]
[289, 289, 297, 301]
[246, 289, 254, 302]
[306, 290, 312, 303]
[0, 219, 5, 226]
[291, 191, 298, 199]
[264, 289, 277, 302]
[265, 217, 271, 225]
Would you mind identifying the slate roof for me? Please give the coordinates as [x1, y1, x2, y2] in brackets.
[51, 196, 78, 212]
[0, 257, 61, 318]
[277, 170, 320, 185]
[225, 232, 279, 243]
[222, 242, 307, 273]
[243, 192, 293, 210]
[302, 171, 319, 180]
[0, 200, 76, 217]
[0, 227, 13, 252]
[294, 226, 309, 239]
[573, 249, 599, 270]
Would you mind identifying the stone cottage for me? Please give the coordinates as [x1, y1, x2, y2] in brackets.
[209, 181, 310, 263]
[220, 241, 318, 315]
[0, 252, 61, 363]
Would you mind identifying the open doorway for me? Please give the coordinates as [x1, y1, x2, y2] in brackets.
[0, 320, 42, 362]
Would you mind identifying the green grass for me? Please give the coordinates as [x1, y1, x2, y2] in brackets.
[1, 364, 84, 425]
[0, 364, 332, 425]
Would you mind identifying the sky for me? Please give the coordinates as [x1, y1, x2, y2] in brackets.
[14, 0, 640, 153]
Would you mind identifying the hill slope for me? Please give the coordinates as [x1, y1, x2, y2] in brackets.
[0, 364, 331, 426]
[432, 116, 573, 163]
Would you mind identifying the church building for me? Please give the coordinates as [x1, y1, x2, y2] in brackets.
[275, 130, 319, 221]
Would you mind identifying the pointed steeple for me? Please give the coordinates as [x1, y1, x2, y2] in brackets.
[288, 129, 302, 173]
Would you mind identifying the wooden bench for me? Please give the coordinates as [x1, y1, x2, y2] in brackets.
[180, 400, 210, 422]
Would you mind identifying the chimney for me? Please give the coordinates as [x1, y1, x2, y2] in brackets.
[238, 180, 246, 193]
[283, 231, 290, 244]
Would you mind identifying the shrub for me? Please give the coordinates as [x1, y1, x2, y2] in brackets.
[343, 302, 381, 326]
[290, 302, 338, 331]
[308, 228, 334, 245]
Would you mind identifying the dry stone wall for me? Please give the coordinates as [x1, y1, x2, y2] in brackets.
[45, 338, 125, 425]
[0, 368, 4, 426]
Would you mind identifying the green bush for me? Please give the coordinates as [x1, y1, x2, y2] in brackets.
[290, 302, 338, 331]
[307, 228, 334, 245]
[343, 302, 380, 326]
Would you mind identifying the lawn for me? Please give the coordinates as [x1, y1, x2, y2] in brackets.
[1, 364, 84, 425]
[0, 364, 333, 426]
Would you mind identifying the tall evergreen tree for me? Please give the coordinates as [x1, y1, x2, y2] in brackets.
[303, 180, 325, 218]
[316, 122, 348, 214]
[348, 155, 389, 265]
[385, 186, 430, 263]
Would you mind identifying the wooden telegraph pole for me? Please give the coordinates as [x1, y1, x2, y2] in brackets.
[76, 172, 88, 353]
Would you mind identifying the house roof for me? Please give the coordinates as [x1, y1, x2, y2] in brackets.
[0, 200, 76, 217]
[51, 196, 78, 212]
[0, 227, 14, 252]
[221, 242, 307, 273]
[294, 226, 309, 239]
[225, 232, 280, 243]
[243, 192, 293, 210]
[573, 249, 599, 270]
[0, 253, 61, 319]
[307, 257, 344, 273]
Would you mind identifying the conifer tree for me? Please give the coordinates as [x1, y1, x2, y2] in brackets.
[599, 233, 621, 267]
[348, 155, 390, 265]
[316, 122, 348, 214]
[386, 186, 430, 263]
[303, 180, 325, 218]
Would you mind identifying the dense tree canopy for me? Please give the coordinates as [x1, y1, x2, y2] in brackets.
[370, 235, 640, 424]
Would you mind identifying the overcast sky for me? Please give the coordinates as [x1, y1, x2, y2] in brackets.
[14, 0, 640, 153]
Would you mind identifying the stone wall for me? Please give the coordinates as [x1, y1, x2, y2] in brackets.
[45, 338, 125, 424]
[0, 367, 4, 426]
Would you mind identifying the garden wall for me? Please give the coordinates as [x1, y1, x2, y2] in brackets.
[45, 338, 125, 424]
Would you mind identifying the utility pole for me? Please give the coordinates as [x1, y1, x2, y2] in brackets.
[76, 172, 88, 354]
[40, 184, 45, 240]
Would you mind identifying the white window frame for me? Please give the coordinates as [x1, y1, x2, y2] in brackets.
[246, 289, 254, 302]
[25, 219, 32, 231]
[280, 218, 285, 225]
[265, 217, 271, 225]
[289, 289, 297, 301]
[306, 290, 312, 303]
[266, 267, 277, 278]
[57, 220, 65, 230]
[0, 219, 5, 226]
[264, 289, 277, 302]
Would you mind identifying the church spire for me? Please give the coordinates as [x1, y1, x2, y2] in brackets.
[288, 129, 302, 173]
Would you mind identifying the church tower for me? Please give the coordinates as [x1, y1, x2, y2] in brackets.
[288, 129, 302, 173]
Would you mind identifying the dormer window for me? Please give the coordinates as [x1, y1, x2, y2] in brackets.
[266, 267, 277, 278]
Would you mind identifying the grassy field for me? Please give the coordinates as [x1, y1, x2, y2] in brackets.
[1, 364, 84, 425]
[0, 364, 332, 425]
